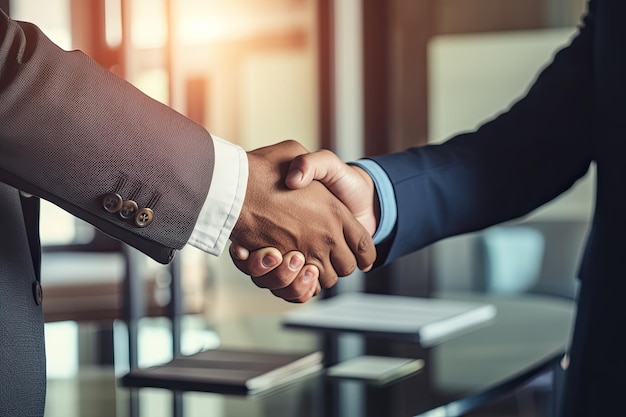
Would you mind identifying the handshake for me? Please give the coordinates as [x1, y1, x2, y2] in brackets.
[229, 140, 380, 303]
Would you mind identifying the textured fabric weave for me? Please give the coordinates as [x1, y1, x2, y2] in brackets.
[0, 185, 46, 416]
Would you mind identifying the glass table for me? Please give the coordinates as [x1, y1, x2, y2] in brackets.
[44, 292, 575, 417]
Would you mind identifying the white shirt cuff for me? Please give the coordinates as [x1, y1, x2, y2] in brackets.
[188, 135, 248, 256]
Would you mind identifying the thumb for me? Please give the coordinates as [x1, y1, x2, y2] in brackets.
[285, 150, 345, 190]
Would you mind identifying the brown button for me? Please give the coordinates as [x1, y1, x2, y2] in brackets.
[119, 200, 139, 219]
[134, 208, 154, 228]
[102, 193, 123, 213]
[32, 282, 43, 305]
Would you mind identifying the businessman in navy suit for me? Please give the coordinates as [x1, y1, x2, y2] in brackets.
[235, 1, 624, 415]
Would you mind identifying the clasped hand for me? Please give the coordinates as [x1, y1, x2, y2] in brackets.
[229, 140, 377, 302]
[230, 141, 379, 303]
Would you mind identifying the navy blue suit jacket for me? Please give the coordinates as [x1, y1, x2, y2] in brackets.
[371, 1, 624, 415]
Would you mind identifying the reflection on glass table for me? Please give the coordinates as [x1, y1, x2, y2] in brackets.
[44, 292, 574, 417]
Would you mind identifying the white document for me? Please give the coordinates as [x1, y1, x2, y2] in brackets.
[283, 293, 497, 347]
[327, 356, 425, 385]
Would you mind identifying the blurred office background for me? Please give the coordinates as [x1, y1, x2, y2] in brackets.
[3, 0, 588, 415]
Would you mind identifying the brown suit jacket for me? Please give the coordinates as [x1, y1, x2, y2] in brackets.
[0, 11, 216, 415]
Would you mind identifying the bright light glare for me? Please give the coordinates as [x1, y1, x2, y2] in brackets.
[10, 0, 72, 50]
[130, 0, 168, 49]
[104, 0, 123, 48]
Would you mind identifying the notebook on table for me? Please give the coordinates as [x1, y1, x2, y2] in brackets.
[282, 292, 497, 347]
[120, 348, 323, 395]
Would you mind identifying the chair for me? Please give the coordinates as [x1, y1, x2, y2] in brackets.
[476, 220, 586, 300]
[473, 219, 587, 416]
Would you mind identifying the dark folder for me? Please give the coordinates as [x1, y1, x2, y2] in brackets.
[120, 348, 323, 395]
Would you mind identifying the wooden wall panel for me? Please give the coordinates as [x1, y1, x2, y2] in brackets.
[436, 0, 546, 35]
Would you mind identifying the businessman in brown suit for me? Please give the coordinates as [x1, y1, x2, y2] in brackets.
[0, 10, 374, 415]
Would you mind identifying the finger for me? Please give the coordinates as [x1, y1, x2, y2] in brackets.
[315, 252, 340, 289]
[309, 207, 360, 286]
[230, 245, 283, 278]
[286, 152, 379, 237]
[251, 251, 306, 290]
[313, 281, 322, 297]
[322, 203, 375, 277]
[271, 264, 320, 303]
[286, 149, 344, 190]
[229, 242, 250, 260]
[341, 206, 376, 272]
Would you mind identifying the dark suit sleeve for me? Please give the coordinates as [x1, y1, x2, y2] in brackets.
[371, 2, 596, 266]
[0, 11, 215, 263]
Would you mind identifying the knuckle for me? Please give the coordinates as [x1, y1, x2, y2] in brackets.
[252, 272, 293, 290]
[247, 265, 266, 278]
[306, 252, 322, 266]
[293, 155, 312, 174]
[357, 236, 377, 267]
[283, 139, 305, 153]
[319, 149, 334, 158]
[275, 274, 294, 289]
[358, 235, 371, 254]
[338, 262, 357, 277]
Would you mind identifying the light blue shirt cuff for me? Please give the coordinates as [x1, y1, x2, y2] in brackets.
[349, 159, 397, 244]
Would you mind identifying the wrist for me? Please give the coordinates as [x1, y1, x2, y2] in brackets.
[352, 165, 380, 237]
[349, 159, 397, 244]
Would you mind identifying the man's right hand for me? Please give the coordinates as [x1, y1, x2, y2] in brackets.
[229, 142, 376, 302]
[230, 148, 380, 302]
[285, 149, 379, 236]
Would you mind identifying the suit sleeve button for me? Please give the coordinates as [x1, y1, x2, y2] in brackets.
[134, 208, 154, 228]
[119, 200, 139, 219]
[33, 282, 43, 305]
[102, 193, 124, 213]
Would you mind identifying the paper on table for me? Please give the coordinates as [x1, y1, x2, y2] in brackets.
[327, 355, 425, 385]
[283, 292, 497, 347]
